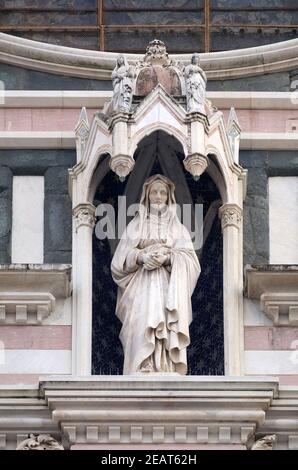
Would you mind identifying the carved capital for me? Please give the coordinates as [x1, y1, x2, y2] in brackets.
[73, 203, 96, 231]
[219, 203, 242, 230]
[17, 434, 64, 450]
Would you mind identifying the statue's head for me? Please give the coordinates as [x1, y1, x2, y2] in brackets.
[191, 53, 200, 65]
[117, 54, 125, 67]
[148, 180, 169, 209]
[139, 174, 176, 215]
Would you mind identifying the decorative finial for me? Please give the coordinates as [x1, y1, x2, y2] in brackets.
[144, 39, 170, 66]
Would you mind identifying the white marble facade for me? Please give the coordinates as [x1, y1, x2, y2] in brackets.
[11, 176, 44, 264]
[0, 35, 298, 451]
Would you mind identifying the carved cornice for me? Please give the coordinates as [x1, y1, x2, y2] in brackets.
[73, 203, 96, 231]
[1, 378, 298, 450]
[40, 376, 277, 447]
[219, 203, 242, 230]
[1, 33, 298, 80]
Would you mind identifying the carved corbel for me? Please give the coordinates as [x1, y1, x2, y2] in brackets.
[109, 154, 135, 181]
[183, 153, 209, 181]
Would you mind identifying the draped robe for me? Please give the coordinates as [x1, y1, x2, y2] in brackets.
[111, 202, 200, 375]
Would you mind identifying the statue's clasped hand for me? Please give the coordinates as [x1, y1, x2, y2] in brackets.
[138, 249, 171, 271]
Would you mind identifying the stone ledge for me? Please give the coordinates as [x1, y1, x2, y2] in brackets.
[38, 376, 278, 447]
[0, 264, 72, 299]
[0, 378, 297, 449]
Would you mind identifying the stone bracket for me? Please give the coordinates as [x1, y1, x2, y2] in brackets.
[260, 292, 298, 326]
[245, 266, 298, 326]
[0, 292, 55, 325]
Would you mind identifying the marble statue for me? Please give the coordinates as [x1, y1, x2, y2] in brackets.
[111, 54, 134, 113]
[184, 53, 207, 114]
[111, 174, 200, 375]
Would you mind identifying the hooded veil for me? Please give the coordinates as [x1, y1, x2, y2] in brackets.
[111, 174, 200, 374]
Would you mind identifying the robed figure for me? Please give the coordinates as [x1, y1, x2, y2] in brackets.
[111, 174, 200, 375]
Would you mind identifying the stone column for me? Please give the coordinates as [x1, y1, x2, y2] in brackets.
[219, 203, 243, 376]
[72, 203, 96, 375]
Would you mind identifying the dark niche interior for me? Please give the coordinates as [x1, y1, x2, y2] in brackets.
[92, 130, 224, 375]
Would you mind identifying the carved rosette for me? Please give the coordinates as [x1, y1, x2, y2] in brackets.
[73, 203, 96, 231]
[183, 153, 209, 180]
[109, 154, 135, 181]
[17, 434, 64, 450]
[219, 204, 242, 230]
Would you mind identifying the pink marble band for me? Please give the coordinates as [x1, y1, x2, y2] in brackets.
[245, 326, 298, 350]
[0, 108, 296, 133]
[0, 325, 71, 350]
